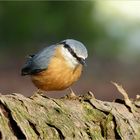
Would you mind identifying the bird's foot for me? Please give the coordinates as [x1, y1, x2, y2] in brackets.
[36, 89, 44, 95]
[66, 88, 78, 100]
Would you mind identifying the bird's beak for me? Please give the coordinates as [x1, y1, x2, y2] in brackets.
[80, 58, 87, 66]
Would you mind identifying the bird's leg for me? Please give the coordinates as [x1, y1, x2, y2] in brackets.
[66, 87, 77, 99]
[36, 88, 44, 95]
[69, 87, 76, 96]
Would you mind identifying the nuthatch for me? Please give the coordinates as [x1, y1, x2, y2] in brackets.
[21, 39, 88, 91]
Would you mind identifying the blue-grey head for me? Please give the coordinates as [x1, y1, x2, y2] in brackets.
[59, 39, 88, 67]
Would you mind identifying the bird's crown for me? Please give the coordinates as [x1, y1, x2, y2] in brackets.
[59, 39, 88, 59]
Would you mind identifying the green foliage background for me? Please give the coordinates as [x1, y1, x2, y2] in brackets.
[0, 1, 118, 58]
[0, 2, 94, 46]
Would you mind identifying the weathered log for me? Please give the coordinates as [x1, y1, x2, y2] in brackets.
[0, 83, 140, 140]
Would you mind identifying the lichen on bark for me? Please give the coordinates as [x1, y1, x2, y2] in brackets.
[0, 83, 140, 140]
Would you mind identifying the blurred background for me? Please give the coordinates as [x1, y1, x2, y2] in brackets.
[0, 1, 140, 100]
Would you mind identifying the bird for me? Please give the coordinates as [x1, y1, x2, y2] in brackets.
[21, 39, 88, 93]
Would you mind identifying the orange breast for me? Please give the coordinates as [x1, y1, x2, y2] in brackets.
[31, 46, 83, 91]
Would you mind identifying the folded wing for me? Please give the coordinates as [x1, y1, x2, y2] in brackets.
[21, 45, 56, 75]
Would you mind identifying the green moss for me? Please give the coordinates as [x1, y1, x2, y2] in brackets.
[86, 125, 105, 140]
[83, 102, 106, 122]
[101, 113, 115, 139]
[83, 102, 106, 140]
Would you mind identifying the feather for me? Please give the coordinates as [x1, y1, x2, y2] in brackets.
[21, 45, 57, 75]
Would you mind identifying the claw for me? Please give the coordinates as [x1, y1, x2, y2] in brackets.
[66, 88, 78, 99]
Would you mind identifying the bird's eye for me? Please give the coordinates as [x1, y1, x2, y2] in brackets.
[63, 44, 74, 54]
[64, 44, 70, 49]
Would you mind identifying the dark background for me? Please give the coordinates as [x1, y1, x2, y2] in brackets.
[0, 1, 140, 100]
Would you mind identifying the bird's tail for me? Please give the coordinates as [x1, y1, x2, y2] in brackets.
[21, 55, 34, 76]
[21, 66, 30, 76]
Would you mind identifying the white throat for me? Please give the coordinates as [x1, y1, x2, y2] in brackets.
[61, 46, 79, 69]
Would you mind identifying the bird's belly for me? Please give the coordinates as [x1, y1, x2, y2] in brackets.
[31, 61, 82, 91]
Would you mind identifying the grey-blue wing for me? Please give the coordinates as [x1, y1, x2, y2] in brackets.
[21, 45, 56, 75]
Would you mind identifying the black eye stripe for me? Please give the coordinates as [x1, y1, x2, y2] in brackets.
[63, 43, 77, 58]
[60, 42, 84, 64]
[59, 41, 86, 65]
[64, 44, 73, 54]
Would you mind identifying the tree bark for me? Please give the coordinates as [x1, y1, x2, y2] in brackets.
[0, 83, 140, 140]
